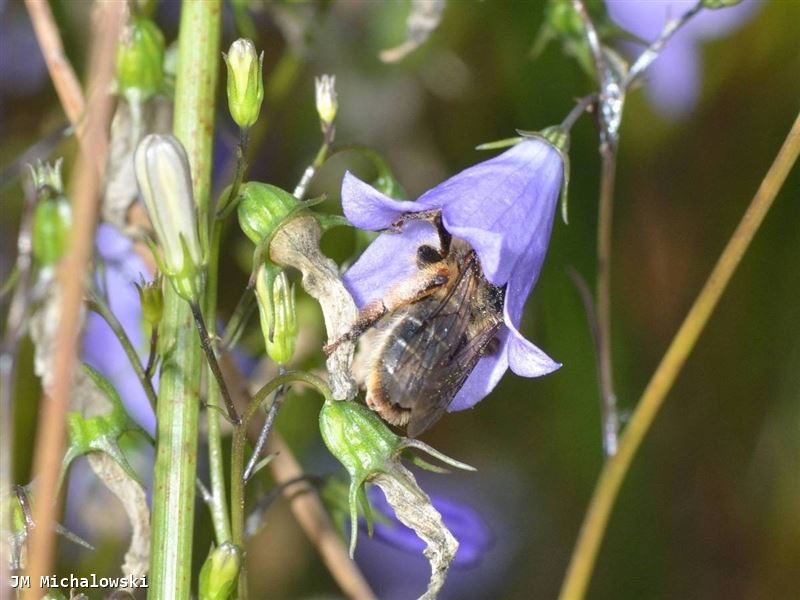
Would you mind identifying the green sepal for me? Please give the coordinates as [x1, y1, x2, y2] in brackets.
[60, 365, 149, 490]
[475, 136, 523, 151]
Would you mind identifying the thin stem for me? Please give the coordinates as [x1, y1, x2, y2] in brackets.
[623, 2, 704, 89]
[230, 371, 332, 598]
[293, 123, 335, 200]
[149, 2, 221, 598]
[86, 294, 158, 410]
[214, 129, 249, 219]
[201, 126, 251, 546]
[190, 301, 240, 425]
[595, 150, 619, 458]
[21, 4, 122, 597]
[144, 326, 159, 382]
[558, 111, 800, 600]
[561, 94, 598, 132]
[244, 367, 287, 483]
[221, 288, 256, 350]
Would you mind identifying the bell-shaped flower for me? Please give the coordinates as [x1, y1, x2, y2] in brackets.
[341, 137, 564, 412]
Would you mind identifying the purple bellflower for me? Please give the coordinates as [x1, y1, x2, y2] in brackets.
[341, 138, 564, 411]
[362, 487, 492, 569]
[607, 0, 759, 119]
[82, 224, 157, 436]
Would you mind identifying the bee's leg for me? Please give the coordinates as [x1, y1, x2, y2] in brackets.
[390, 209, 451, 256]
[324, 267, 450, 354]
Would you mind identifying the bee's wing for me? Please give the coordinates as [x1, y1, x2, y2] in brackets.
[404, 317, 502, 437]
[392, 263, 502, 437]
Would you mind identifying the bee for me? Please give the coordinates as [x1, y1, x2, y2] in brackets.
[326, 209, 505, 436]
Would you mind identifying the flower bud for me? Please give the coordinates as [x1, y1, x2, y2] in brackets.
[134, 134, 204, 301]
[116, 17, 165, 101]
[198, 542, 242, 600]
[224, 38, 264, 129]
[255, 266, 298, 365]
[236, 182, 299, 245]
[314, 74, 338, 128]
[319, 400, 473, 555]
[30, 161, 71, 268]
[135, 275, 164, 328]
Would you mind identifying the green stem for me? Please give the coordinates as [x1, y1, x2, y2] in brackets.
[86, 295, 158, 411]
[230, 372, 332, 596]
[201, 121, 251, 546]
[558, 111, 800, 600]
[149, 2, 221, 598]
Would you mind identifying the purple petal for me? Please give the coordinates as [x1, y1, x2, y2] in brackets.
[342, 221, 439, 307]
[364, 487, 492, 568]
[82, 224, 156, 435]
[644, 39, 701, 119]
[341, 171, 421, 230]
[448, 330, 510, 412]
[418, 139, 563, 286]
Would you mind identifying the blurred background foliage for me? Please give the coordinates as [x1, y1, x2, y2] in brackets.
[1, 0, 799, 598]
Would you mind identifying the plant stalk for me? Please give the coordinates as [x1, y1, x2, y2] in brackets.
[148, 2, 221, 598]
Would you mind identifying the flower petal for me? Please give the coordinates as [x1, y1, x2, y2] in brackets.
[341, 171, 421, 231]
[342, 220, 439, 307]
[448, 329, 510, 412]
[417, 139, 562, 286]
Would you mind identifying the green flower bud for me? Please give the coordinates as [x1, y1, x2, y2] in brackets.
[255, 266, 298, 365]
[236, 182, 299, 245]
[134, 274, 164, 328]
[116, 17, 165, 101]
[319, 400, 473, 555]
[314, 74, 338, 128]
[702, 0, 743, 7]
[198, 542, 242, 600]
[30, 161, 71, 268]
[224, 38, 264, 129]
[134, 134, 205, 301]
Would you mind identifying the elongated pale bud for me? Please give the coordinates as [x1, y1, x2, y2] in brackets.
[198, 542, 242, 600]
[224, 38, 264, 129]
[315, 74, 338, 129]
[255, 266, 298, 365]
[134, 134, 205, 301]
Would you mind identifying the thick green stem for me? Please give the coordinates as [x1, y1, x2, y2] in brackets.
[558, 111, 800, 600]
[148, 2, 221, 598]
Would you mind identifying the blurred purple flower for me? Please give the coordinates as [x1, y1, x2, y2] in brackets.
[82, 224, 156, 435]
[341, 138, 563, 411]
[362, 486, 492, 569]
[607, 0, 759, 119]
